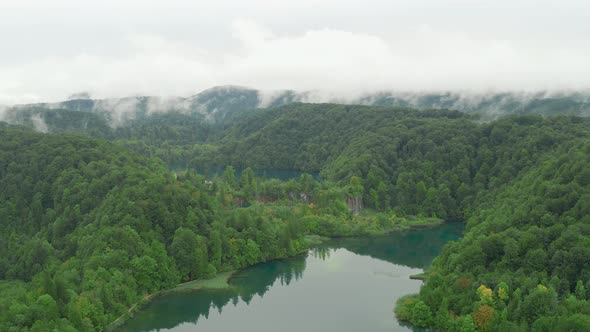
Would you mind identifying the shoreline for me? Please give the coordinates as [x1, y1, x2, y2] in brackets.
[319, 217, 446, 239]
[409, 272, 428, 281]
[106, 249, 309, 331]
[108, 220, 449, 331]
[106, 271, 236, 331]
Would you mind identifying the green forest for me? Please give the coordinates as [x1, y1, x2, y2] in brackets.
[2, 102, 590, 331]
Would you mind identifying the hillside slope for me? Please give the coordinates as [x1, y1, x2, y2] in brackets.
[0, 124, 306, 331]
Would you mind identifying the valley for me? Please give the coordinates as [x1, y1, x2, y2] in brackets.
[1, 98, 590, 331]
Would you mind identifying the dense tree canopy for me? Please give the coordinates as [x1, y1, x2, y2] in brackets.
[3, 101, 590, 331]
[0, 125, 309, 331]
[401, 142, 590, 330]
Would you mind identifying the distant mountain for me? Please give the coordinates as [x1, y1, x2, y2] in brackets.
[3, 86, 590, 134]
[186, 85, 261, 122]
[358, 91, 590, 118]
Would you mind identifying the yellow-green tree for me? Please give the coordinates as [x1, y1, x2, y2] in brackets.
[497, 281, 509, 302]
[477, 284, 494, 305]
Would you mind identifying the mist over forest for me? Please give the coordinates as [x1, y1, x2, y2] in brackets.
[3, 1, 590, 331]
[3, 86, 590, 134]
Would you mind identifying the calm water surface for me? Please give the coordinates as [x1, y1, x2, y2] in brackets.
[119, 223, 463, 332]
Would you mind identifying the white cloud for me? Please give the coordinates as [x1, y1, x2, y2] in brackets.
[31, 114, 48, 133]
[1, 1, 590, 104]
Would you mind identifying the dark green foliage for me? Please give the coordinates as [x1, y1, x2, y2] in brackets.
[197, 106, 590, 330]
[170, 228, 208, 281]
[401, 140, 590, 329]
[521, 288, 558, 324]
[460, 315, 476, 332]
[0, 126, 307, 331]
[411, 300, 433, 327]
[203, 104, 590, 221]
[4, 101, 590, 331]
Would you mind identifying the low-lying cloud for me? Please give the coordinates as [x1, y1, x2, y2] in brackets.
[30, 114, 48, 133]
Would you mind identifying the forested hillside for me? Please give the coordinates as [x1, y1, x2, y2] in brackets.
[396, 142, 590, 331]
[201, 104, 590, 330]
[0, 125, 310, 331]
[206, 104, 590, 329]
[205, 104, 590, 220]
[7, 87, 590, 127]
[2, 101, 590, 331]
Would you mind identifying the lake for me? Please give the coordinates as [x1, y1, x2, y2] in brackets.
[119, 223, 463, 332]
[191, 167, 319, 181]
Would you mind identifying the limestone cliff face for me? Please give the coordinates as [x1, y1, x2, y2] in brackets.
[347, 196, 362, 216]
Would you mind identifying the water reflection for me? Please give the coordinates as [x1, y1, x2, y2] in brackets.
[322, 222, 463, 269]
[119, 255, 308, 331]
[230, 254, 307, 304]
[119, 223, 462, 332]
[310, 246, 332, 261]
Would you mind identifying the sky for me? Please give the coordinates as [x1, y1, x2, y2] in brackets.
[1, 0, 589, 104]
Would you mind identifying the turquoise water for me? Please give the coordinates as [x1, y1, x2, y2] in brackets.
[119, 223, 462, 332]
[193, 167, 318, 181]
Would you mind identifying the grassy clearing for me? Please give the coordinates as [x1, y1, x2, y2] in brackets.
[402, 216, 444, 228]
[107, 271, 235, 331]
[171, 271, 235, 292]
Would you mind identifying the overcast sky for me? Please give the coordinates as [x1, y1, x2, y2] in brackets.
[1, 0, 589, 104]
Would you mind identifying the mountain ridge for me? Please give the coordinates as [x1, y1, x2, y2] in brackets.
[4, 86, 590, 129]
